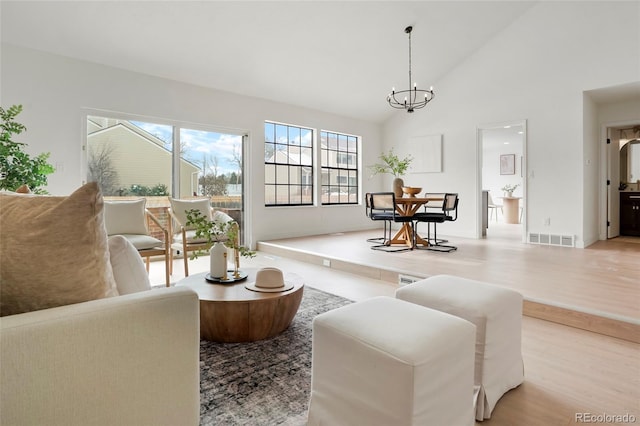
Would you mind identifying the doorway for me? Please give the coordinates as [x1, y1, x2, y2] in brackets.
[477, 121, 527, 242]
[605, 122, 640, 239]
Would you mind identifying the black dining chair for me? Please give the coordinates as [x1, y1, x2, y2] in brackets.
[367, 192, 414, 252]
[412, 193, 459, 252]
[365, 192, 389, 244]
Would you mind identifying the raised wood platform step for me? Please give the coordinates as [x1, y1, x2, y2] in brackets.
[257, 240, 640, 344]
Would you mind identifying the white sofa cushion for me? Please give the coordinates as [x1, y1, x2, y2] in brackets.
[104, 198, 148, 236]
[0, 182, 118, 316]
[119, 234, 164, 250]
[108, 235, 152, 295]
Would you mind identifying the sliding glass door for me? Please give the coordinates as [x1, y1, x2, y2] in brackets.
[86, 114, 245, 242]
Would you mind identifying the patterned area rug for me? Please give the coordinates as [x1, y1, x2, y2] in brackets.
[199, 287, 352, 426]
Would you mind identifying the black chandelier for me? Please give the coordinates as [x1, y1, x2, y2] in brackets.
[387, 26, 435, 113]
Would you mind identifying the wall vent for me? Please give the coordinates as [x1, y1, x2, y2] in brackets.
[528, 233, 575, 248]
[560, 235, 575, 247]
[398, 274, 422, 286]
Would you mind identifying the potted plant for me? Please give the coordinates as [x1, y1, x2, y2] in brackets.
[186, 209, 255, 280]
[0, 104, 55, 193]
[501, 183, 520, 197]
[368, 148, 413, 198]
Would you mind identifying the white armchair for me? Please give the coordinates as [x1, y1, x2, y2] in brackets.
[104, 198, 171, 287]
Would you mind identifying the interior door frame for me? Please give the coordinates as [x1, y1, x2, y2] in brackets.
[600, 119, 640, 240]
[476, 119, 528, 241]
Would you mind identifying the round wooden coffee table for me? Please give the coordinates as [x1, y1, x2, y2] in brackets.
[176, 269, 304, 342]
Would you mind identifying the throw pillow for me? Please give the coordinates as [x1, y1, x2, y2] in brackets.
[108, 235, 152, 295]
[169, 198, 210, 230]
[0, 182, 119, 316]
[104, 198, 148, 235]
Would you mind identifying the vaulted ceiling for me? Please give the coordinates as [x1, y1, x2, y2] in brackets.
[1, 1, 537, 123]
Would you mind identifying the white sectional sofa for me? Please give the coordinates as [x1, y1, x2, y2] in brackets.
[1, 286, 201, 426]
[0, 183, 201, 425]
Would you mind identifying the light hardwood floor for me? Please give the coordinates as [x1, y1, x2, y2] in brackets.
[257, 223, 640, 342]
[148, 229, 640, 426]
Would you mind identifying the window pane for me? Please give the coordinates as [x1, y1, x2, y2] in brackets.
[265, 122, 275, 143]
[265, 164, 276, 184]
[289, 185, 299, 204]
[290, 166, 301, 184]
[301, 129, 312, 147]
[275, 124, 288, 143]
[265, 143, 275, 162]
[275, 165, 289, 184]
[338, 134, 347, 151]
[347, 136, 357, 153]
[265, 184, 276, 204]
[320, 145, 328, 167]
[289, 126, 301, 145]
[301, 186, 312, 204]
[300, 147, 312, 166]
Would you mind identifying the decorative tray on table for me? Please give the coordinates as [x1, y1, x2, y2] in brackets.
[205, 270, 248, 284]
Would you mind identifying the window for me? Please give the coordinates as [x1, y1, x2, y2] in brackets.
[264, 121, 314, 206]
[320, 130, 359, 205]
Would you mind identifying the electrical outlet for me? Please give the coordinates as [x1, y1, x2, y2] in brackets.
[322, 259, 331, 267]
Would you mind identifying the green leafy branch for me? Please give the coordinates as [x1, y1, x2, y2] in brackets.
[368, 148, 413, 177]
[185, 209, 255, 259]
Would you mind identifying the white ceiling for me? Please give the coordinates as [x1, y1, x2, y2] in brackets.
[1, 1, 537, 123]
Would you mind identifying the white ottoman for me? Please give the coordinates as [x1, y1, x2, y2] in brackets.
[396, 275, 524, 421]
[307, 296, 476, 426]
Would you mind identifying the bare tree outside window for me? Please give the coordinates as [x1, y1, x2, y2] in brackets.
[88, 143, 120, 195]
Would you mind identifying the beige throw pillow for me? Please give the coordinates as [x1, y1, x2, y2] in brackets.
[104, 198, 148, 235]
[0, 182, 119, 316]
[169, 198, 211, 230]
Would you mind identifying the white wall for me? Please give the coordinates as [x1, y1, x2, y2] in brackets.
[0, 44, 382, 247]
[382, 1, 639, 247]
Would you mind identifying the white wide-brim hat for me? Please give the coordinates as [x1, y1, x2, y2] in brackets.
[245, 267, 294, 293]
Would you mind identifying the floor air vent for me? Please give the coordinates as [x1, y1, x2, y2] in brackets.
[528, 233, 575, 248]
[398, 274, 422, 286]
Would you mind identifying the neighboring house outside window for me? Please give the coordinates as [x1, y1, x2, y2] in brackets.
[320, 130, 359, 205]
[264, 121, 314, 206]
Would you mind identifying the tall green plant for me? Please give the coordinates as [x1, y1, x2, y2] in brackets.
[368, 148, 413, 177]
[0, 105, 55, 194]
